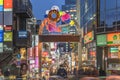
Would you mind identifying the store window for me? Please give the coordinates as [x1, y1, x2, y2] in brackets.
[108, 47, 120, 58]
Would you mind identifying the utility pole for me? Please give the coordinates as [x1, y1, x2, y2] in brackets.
[76, 0, 82, 69]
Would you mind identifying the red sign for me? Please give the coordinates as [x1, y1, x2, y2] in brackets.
[4, 26, 12, 31]
[4, 0, 12, 9]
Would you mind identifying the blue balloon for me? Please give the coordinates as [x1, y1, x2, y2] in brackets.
[64, 19, 70, 24]
[44, 15, 48, 18]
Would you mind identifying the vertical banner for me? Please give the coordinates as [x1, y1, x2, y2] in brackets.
[2, 0, 13, 53]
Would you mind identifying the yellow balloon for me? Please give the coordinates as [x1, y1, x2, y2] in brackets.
[59, 11, 63, 16]
[70, 20, 75, 26]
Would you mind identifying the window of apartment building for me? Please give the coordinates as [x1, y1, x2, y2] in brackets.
[105, 10, 117, 28]
[106, 0, 116, 10]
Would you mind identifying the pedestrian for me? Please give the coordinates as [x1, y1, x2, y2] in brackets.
[99, 67, 106, 76]
[0, 68, 4, 80]
[57, 64, 67, 78]
[4, 68, 11, 77]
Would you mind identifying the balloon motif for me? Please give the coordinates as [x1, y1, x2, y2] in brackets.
[51, 5, 60, 11]
[69, 20, 75, 26]
[61, 13, 71, 23]
[39, 6, 74, 34]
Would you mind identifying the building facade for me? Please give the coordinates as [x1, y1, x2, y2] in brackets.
[0, 0, 35, 76]
[80, 0, 120, 74]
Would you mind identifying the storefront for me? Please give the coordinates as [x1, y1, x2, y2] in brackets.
[83, 31, 97, 67]
[97, 33, 120, 75]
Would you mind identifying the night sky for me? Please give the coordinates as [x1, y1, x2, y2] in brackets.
[30, 0, 65, 20]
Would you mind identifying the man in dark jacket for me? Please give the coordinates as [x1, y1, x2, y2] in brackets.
[57, 65, 67, 78]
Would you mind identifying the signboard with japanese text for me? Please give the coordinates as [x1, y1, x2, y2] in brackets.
[84, 31, 94, 44]
[97, 34, 107, 46]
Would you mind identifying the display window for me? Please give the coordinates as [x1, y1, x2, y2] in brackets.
[108, 47, 120, 58]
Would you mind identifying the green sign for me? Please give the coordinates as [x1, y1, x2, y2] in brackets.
[97, 34, 107, 46]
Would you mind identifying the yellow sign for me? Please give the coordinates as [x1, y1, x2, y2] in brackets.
[4, 32, 12, 41]
[0, 0, 3, 5]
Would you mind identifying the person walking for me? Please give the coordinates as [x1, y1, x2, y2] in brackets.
[57, 64, 67, 78]
[0, 68, 4, 80]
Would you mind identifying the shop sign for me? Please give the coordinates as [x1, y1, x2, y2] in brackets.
[0, 0, 3, 5]
[84, 31, 94, 44]
[0, 30, 3, 42]
[107, 33, 120, 45]
[4, 25, 12, 31]
[4, 0, 12, 11]
[18, 31, 27, 38]
[97, 34, 107, 46]
[0, 5, 3, 11]
[4, 31, 12, 41]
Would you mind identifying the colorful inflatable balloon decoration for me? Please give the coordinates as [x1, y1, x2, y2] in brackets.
[39, 5, 75, 34]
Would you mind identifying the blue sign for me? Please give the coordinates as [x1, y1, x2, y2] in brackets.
[17, 53, 21, 59]
[18, 31, 27, 38]
[0, 5, 3, 11]
[0, 30, 3, 42]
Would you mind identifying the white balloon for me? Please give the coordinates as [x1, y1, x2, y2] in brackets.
[51, 5, 60, 11]
[45, 10, 50, 15]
